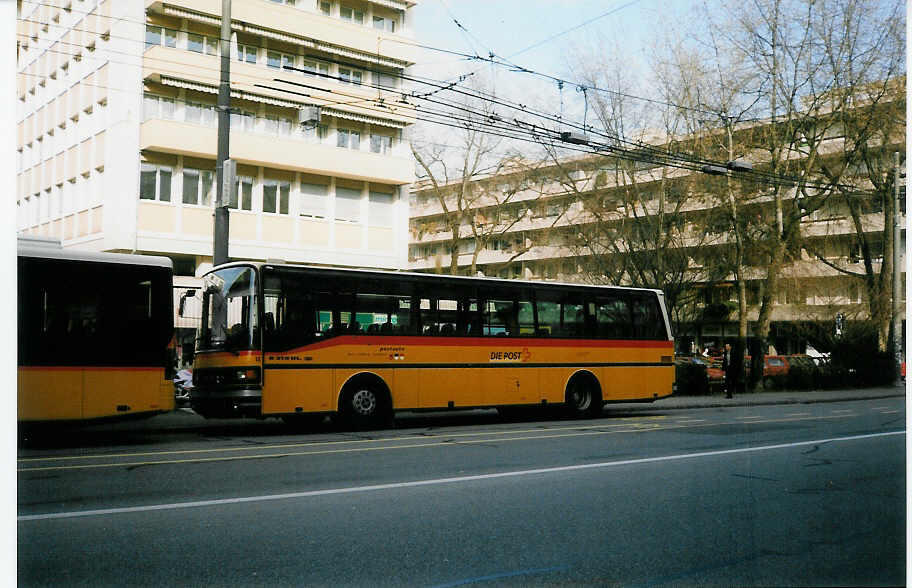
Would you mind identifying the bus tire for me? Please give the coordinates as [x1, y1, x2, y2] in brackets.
[565, 373, 602, 418]
[339, 379, 391, 430]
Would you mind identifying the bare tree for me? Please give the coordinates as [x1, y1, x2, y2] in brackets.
[411, 90, 553, 277]
[702, 0, 905, 380]
[556, 46, 726, 331]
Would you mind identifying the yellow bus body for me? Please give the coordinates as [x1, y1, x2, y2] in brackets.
[197, 336, 674, 416]
[18, 366, 174, 422]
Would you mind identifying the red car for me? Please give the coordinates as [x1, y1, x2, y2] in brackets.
[745, 355, 791, 389]
[676, 356, 725, 391]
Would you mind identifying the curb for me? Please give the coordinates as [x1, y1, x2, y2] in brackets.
[610, 389, 906, 412]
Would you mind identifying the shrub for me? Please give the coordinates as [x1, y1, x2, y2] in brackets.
[830, 323, 897, 387]
[675, 362, 708, 395]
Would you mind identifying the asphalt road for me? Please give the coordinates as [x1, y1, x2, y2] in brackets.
[18, 398, 906, 587]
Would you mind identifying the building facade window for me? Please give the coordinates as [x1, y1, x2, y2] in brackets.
[182, 168, 214, 206]
[186, 33, 218, 55]
[300, 58, 330, 77]
[375, 71, 398, 89]
[335, 186, 361, 222]
[369, 190, 394, 227]
[318, 0, 331, 16]
[263, 114, 295, 136]
[145, 26, 162, 49]
[185, 101, 217, 125]
[339, 66, 363, 85]
[230, 175, 253, 211]
[267, 51, 295, 70]
[236, 44, 258, 64]
[142, 94, 176, 121]
[230, 110, 256, 132]
[187, 33, 205, 53]
[300, 182, 327, 218]
[337, 128, 360, 149]
[145, 26, 177, 50]
[372, 15, 396, 33]
[139, 163, 172, 202]
[303, 123, 328, 142]
[263, 179, 290, 214]
[340, 5, 363, 23]
[370, 133, 392, 154]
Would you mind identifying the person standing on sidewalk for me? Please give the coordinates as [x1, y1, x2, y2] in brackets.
[722, 343, 740, 399]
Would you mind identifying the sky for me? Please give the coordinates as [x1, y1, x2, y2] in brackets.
[405, 0, 698, 157]
[410, 0, 674, 78]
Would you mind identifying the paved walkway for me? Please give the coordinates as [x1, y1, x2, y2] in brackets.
[611, 384, 907, 412]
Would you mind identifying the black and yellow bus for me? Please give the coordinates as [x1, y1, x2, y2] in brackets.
[189, 262, 674, 427]
[18, 237, 175, 423]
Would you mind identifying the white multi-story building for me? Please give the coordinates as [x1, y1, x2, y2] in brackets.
[16, 0, 418, 274]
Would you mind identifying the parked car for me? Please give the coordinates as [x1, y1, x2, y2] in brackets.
[702, 358, 725, 389]
[174, 368, 193, 407]
[745, 355, 791, 389]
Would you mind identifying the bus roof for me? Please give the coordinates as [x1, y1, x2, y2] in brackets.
[209, 260, 665, 297]
[17, 239, 173, 270]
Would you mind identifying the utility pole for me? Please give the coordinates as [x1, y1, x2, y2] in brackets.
[213, 0, 232, 266]
[893, 151, 903, 384]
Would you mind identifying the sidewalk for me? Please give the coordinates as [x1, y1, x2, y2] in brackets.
[611, 384, 907, 412]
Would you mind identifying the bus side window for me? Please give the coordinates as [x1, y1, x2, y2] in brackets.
[395, 296, 413, 334]
[536, 293, 586, 338]
[631, 294, 665, 339]
[518, 299, 535, 336]
[562, 302, 585, 337]
[535, 300, 559, 337]
[458, 299, 480, 336]
[483, 299, 515, 336]
[437, 298, 458, 335]
[596, 295, 633, 339]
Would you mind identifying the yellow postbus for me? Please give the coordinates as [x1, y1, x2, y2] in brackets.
[18, 237, 175, 423]
[187, 262, 674, 427]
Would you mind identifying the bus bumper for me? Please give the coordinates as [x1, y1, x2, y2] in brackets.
[190, 387, 262, 419]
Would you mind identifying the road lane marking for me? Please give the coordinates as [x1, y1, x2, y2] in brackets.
[878, 410, 901, 414]
[17, 426, 667, 472]
[432, 565, 571, 588]
[736, 416, 764, 420]
[18, 430, 904, 522]
[832, 410, 855, 414]
[16, 413, 874, 472]
[17, 419, 659, 464]
[786, 413, 811, 417]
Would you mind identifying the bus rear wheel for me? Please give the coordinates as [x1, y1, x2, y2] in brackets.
[340, 382, 391, 430]
[565, 376, 602, 418]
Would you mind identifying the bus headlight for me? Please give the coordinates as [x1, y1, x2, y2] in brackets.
[236, 368, 260, 383]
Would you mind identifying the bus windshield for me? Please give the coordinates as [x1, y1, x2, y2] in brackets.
[197, 266, 259, 352]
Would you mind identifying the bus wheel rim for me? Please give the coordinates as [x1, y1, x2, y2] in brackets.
[573, 385, 590, 410]
[351, 389, 377, 416]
